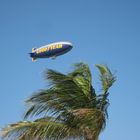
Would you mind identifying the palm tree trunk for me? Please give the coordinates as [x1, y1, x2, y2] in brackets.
[85, 135, 97, 140]
[84, 131, 98, 140]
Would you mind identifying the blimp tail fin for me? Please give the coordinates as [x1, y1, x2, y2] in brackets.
[31, 48, 37, 62]
[32, 57, 37, 62]
[32, 48, 36, 53]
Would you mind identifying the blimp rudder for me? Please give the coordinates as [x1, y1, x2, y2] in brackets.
[29, 53, 37, 62]
[30, 48, 37, 62]
[32, 57, 37, 62]
[32, 48, 36, 52]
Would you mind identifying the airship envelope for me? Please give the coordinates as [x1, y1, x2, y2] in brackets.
[29, 42, 73, 62]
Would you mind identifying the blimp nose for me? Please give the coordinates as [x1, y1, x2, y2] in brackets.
[69, 44, 73, 48]
[68, 42, 73, 48]
[70, 44, 73, 48]
[68, 44, 73, 51]
[63, 42, 73, 51]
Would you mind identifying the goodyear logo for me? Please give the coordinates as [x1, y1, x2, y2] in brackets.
[36, 44, 62, 54]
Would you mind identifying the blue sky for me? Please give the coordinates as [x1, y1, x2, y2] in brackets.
[0, 0, 140, 139]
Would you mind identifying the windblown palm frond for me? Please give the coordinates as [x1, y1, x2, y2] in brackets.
[96, 64, 116, 92]
[2, 62, 116, 140]
[24, 67, 94, 119]
[68, 63, 95, 97]
[2, 117, 82, 140]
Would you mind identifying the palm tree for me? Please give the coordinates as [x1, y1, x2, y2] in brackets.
[2, 62, 116, 140]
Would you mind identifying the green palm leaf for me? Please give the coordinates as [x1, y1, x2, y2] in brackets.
[2, 118, 82, 140]
[24, 68, 93, 119]
[96, 64, 116, 92]
[2, 62, 116, 140]
[68, 63, 95, 97]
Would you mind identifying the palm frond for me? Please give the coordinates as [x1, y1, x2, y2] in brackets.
[24, 66, 97, 120]
[68, 63, 95, 97]
[69, 63, 92, 83]
[2, 62, 116, 140]
[24, 79, 91, 119]
[71, 108, 106, 131]
[2, 118, 82, 140]
[96, 64, 116, 92]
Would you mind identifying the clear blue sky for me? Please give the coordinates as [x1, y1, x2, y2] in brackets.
[0, 0, 140, 139]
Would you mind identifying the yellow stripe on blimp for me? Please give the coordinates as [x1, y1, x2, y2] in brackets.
[36, 44, 62, 54]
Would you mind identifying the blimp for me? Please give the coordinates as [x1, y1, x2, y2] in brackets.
[29, 42, 73, 62]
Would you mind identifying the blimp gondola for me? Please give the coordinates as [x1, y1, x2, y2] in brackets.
[29, 42, 73, 62]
